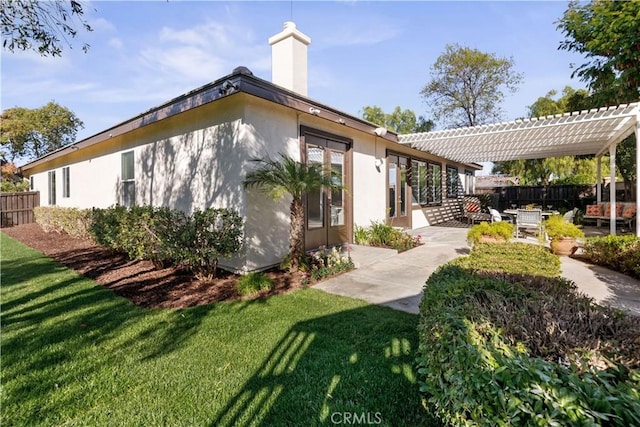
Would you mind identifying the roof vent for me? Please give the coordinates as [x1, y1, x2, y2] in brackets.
[232, 66, 253, 76]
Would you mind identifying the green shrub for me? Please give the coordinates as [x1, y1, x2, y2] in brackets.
[89, 205, 244, 278]
[33, 206, 93, 238]
[417, 257, 640, 426]
[466, 221, 514, 245]
[453, 242, 561, 277]
[166, 208, 244, 280]
[544, 214, 585, 239]
[236, 272, 273, 296]
[353, 224, 372, 246]
[583, 235, 640, 280]
[355, 221, 420, 251]
[1, 179, 29, 192]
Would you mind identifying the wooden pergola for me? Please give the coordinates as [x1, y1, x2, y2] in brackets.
[399, 102, 640, 236]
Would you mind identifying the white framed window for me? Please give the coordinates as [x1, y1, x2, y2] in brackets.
[62, 167, 70, 198]
[48, 171, 56, 205]
[121, 151, 135, 207]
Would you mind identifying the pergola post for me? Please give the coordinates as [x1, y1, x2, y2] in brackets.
[596, 156, 602, 203]
[636, 119, 639, 237]
[609, 145, 617, 235]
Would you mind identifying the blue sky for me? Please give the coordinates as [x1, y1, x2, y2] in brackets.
[2, 0, 588, 145]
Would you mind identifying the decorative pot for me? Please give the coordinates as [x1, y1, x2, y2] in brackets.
[478, 235, 507, 244]
[550, 237, 577, 256]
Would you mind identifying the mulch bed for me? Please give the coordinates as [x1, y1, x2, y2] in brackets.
[2, 223, 306, 309]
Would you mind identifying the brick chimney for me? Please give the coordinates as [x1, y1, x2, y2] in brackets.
[268, 21, 311, 96]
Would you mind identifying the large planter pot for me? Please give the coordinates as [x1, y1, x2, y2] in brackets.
[478, 235, 507, 244]
[550, 237, 577, 256]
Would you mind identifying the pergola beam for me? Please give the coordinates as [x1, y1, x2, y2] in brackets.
[399, 102, 640, 236]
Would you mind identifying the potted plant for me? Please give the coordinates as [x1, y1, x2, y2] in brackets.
[544, 215, 584, 256]
[467, 221, 514, 246]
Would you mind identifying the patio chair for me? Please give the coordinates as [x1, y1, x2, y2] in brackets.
[563, 208, 578, 223]
[489, 208, 502, 223]
[515, 209, 543, 238]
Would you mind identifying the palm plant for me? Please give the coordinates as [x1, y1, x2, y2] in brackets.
[243, 153, 343, 272]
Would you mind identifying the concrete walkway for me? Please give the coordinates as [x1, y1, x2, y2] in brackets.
[315, 226, 640, 316]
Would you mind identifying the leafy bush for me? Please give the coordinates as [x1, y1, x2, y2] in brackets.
[354, 221, 420, 251]
[417, 249, 640, 426]
[583, 235, 640, 279]
[236, 272, 273, 296]
[544, 214, 585, 239]
[353, 224, 372, 246]
[1, 180, 29, 192]
[466, 221, 513, 245]
[308, 246, 355, 282]
[34, 206, 93, 238]
[453, 242, 560, 277]
[89, 205, 243, 278]
[166, 208, 244, 280]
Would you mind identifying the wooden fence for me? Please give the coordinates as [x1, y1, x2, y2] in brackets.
[1, 191, 40, 227]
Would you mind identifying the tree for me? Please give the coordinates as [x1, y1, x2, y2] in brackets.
[421, 44, 523, 128]
[243, 154, 342, 272]
[1, 0, 92, 56]
[493, 87, 610, 185]
[361, 105, 434, 133]
[1, 101, 84, 162]
[558, 0, 639, 199]
[557, 0, 640, 106]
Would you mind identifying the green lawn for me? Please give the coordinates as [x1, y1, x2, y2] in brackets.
[1, 234, 436, 426]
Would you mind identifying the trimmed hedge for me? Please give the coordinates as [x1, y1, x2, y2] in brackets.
[583, 235, 640, 280]
[33, 206, 93, 238]
[454, 242, 561, 278]
[417, 244, 640, 426]
[34, 205, 244, 278]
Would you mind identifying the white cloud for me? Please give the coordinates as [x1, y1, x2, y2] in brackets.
[136, 20, 270, 86]
[319, 21, 401, 47]
[107, 37, 123, 50]
[89, 17, 116, 33]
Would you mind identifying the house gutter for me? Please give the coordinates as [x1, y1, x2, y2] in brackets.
[20, 69, 398, 173]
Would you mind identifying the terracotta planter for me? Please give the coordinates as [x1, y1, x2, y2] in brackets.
[550, 237, 577, 256]
[478, 235, 507, 244]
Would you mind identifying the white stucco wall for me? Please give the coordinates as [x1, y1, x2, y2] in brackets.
[24, 90, 472, 271]
[352, 136, 387, 228]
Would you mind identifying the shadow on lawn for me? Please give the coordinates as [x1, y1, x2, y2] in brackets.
[2, 239, 438, 426]
[1, 244, 217, 425]
[209, 300, 438, 427]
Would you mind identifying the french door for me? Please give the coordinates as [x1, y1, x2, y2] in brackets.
[387, 154, 410, 228]
[303, 130, 351, 250]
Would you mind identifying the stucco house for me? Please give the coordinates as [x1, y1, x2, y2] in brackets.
[21, 22, 480, 272]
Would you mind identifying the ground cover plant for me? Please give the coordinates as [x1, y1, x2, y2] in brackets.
[354, 221, 421, 251]
[581, 235, 640, 280]
[1, 233, 436, 426]
[417, 243, 640, 426]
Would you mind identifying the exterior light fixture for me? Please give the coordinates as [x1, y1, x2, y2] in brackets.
[374, 127, 387, 137]
[309, 107, 321, 116]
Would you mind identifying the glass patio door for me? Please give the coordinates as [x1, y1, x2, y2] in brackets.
[387, 154, 410, 227]
[304, 133, 350, 250]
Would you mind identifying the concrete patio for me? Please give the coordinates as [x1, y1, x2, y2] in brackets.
[315, 225, 640, 316]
